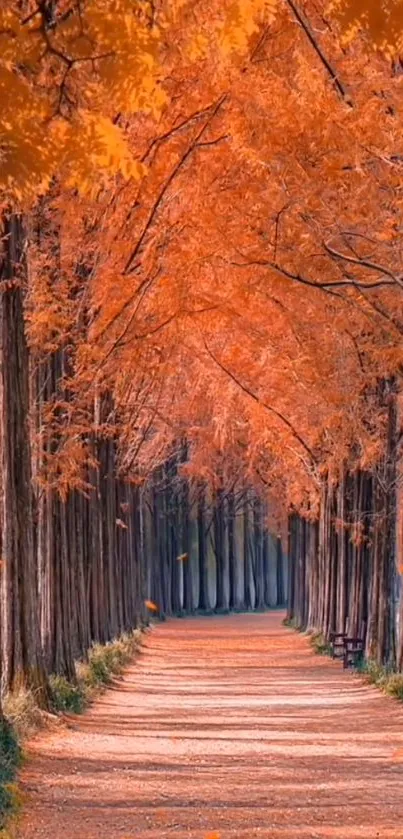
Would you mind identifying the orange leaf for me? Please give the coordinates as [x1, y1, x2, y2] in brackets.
[145, 599, 158, 612]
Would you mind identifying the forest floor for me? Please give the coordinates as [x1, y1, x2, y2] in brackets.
[15, 613, 403, 839]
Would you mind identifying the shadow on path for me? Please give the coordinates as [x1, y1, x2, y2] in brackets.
[17, 613, 403, 838]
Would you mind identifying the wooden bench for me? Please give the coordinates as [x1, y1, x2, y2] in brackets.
[329, 631, 346, 660]
[343, 637, 364, 669]
[329, 624, 365, 670]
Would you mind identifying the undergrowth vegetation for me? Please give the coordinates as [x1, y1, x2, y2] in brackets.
[0, 629, 143, 831]
[0, 718, 22, 828]
[49, 630, 142, 714]
[282, 616, 300, 629]
[309, 632, 333, 657]
[286, 620, 403, 703]
[358, 659, 403, 701]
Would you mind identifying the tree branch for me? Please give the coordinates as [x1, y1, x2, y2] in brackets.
[283, 0, 352, 105]
[203, 339, 317, 465]
[123, 94, 227, 276]
[324, 242, 403, 289]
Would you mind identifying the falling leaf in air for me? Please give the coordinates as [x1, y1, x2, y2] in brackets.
[145, 600, 158, 612]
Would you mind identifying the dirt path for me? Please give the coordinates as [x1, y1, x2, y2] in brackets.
[16, 613, 403, 839]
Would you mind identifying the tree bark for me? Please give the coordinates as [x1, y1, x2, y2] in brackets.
[0, 213, 48, 703]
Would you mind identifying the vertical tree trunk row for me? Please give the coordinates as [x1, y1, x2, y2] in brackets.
[140, 479, 287, 617]
[0, 212, 282, 704]
[0, 257, 287, 695]
[287, 384, 403, 668]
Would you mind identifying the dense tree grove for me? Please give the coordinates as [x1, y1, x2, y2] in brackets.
[1, 0, 403, 715]
[287, 384, 402, 666]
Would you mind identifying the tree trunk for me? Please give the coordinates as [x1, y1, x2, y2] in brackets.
[197, 492, 210, 610]
[0, 213, 48, 704]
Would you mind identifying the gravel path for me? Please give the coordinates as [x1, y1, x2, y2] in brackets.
[17, 613, 403, 838]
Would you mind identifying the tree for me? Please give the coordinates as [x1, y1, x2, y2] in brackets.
[1, 0, 403, 704]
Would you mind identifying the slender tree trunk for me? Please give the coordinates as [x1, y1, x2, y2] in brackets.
[287, 515, 296, 621]
[228, 493, 237, 610]
[214, 489, 227, 611]
[197, 492, 210, 610]
[276, 537, 285, 606]
[243, 496, 253, 610]
[335, 476, 347, 634]
[253, 498, 265, 610]
[181, 480, 193, 613]
[0, 213, 48, 703]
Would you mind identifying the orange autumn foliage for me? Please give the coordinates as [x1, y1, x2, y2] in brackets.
[329, 0, 403, 56]
[0, 0, 271, 203]
[15, 1, 403, 524]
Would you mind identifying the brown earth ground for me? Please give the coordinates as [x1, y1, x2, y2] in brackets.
[16, 613, 403, 839]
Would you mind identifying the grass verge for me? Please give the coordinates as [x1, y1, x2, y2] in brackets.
[283, 619, 335, 657]
[309, 631, 333, 657]
[0, 718, 22, 830]
[357, 659, 403, 701]
[282, 616, 300, 629]
[284, 620, 403, 705]
[0, 629, 143, 833]
[49, 630, 143, 714]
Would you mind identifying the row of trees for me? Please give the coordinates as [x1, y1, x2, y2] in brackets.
[287, 383, 403, 667]
[145, 464, 286, 617]
[1, 211, 285, 708]
[0, 0, 289, 708]
[1, 0, 403, 707]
